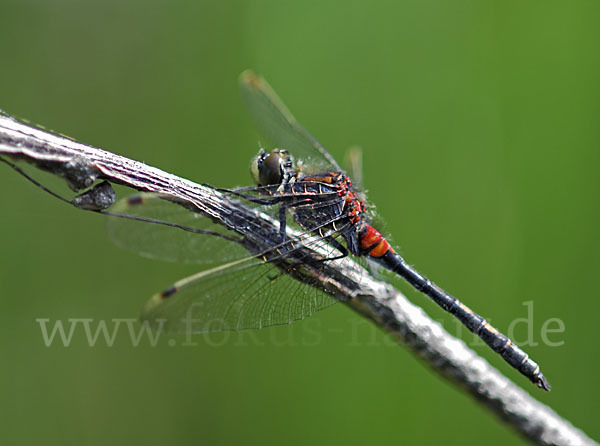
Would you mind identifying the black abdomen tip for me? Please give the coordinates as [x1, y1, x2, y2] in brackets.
[537, 374, 551, 391]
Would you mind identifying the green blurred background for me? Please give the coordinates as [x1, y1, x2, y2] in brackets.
[1, 1, 598, 445]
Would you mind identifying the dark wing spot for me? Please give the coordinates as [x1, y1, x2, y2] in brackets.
[127, 195, 144, 206]
[161, 286, 177, 299]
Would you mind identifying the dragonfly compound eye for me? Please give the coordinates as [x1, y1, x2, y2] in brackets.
[251, 149, 284, 186]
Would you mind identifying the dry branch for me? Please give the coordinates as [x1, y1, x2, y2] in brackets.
[0, 111, 595, 446]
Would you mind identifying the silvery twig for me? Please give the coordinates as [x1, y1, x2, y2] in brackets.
[0, 111, 595, 446]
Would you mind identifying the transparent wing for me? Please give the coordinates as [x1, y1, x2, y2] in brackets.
[239, 69, 342, 171]
[106, 193, 250, 264]
[106, 190, 348, 265]
[343, 146, 364, 193]
[141, 253, 338, 333]
[227, 181, 347, 226]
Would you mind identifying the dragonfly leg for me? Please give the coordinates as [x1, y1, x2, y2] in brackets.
[321, 235, 349, 261]
[278, 204, 288, 242]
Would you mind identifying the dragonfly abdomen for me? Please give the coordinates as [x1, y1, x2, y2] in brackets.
[359, 224, 394, 258]
[370, 246, 550, 390]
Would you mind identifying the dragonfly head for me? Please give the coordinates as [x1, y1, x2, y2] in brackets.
[250, 148, 294, 186]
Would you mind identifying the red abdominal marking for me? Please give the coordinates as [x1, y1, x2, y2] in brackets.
[359, 225, 394, 258]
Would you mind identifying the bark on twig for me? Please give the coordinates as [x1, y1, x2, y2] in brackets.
[0, 111, 595, 446]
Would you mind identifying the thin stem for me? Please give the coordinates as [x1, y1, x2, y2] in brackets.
[0, 111, 596, 446]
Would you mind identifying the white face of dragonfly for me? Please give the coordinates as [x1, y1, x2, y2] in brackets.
[250, 148, 295, 186]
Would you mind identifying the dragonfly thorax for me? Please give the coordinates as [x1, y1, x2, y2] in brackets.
[250, 149, 370, 256]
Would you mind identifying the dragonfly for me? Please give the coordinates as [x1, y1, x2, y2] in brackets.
[102, 70, 550, 391]
[0, 71, 550, 391]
